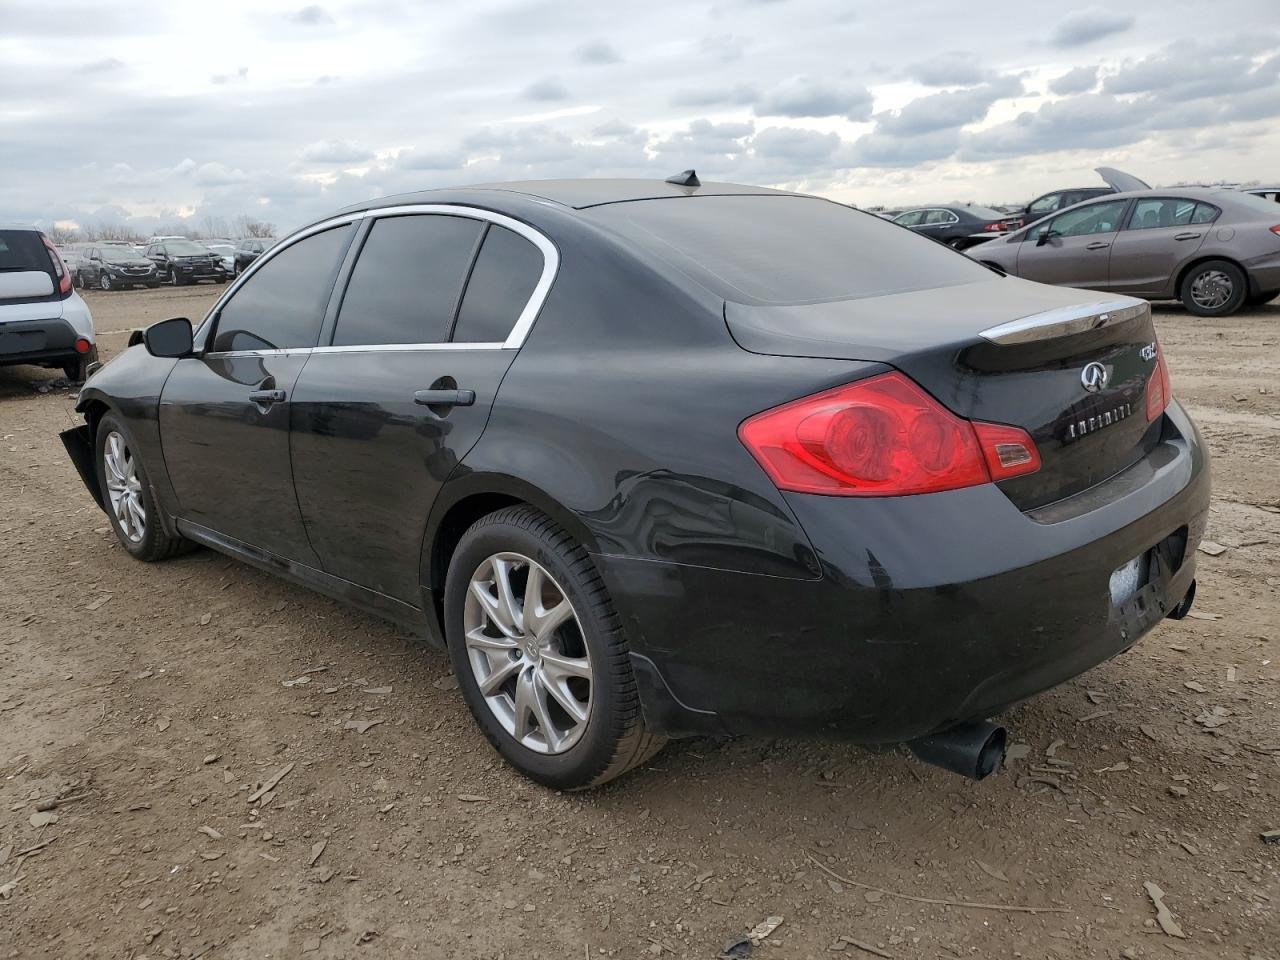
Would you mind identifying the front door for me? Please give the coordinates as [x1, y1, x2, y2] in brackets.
[1015, 198, 1129, 290]
[1107, 196, 1213, 297]
[159, 223, 355, 562]
[290, 211, 549, 604]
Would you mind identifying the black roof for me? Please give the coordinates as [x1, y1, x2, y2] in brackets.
[351, 178, 798, 213]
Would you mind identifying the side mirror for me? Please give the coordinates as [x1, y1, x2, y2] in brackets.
[143, 317, 193, 358]
[1036, 230, 1060, 247]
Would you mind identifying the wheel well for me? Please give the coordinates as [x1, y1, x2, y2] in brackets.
[82, 399, 110, 438]
[429, 492, 524, 592]
[1175, 255, 1250, 297]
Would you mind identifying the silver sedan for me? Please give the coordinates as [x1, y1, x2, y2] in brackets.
[971, 187, 1280, 316]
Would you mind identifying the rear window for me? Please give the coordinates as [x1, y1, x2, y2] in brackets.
[587, 195, 990, 305]
[0, 230, 54, 276]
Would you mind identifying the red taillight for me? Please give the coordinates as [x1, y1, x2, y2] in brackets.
[1146, 345, 1172, 421]
[40, 234, 73, 296]
[738, 372, 1040, 497]
[74, 337, 92, 355]
[1270, 225, 1280, 236]
[983, 222, 1005, 232]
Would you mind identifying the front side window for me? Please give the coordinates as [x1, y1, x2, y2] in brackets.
[1027, 194, 1061, 218]
[1034, 200, 1128, 240]
[332, 214, 484, 346]
[210, 225, 354, 353]
[452, 225, 544, 343]
[893, 210, 925, 226]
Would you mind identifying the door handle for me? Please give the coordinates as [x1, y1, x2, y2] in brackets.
[248, 389, 286, 405]
[414, 388, 476, 407]
[1085, 241, 1111, 250]
[1174, 232, 1202, 241]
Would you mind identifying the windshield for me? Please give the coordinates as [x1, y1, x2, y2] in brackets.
[102, 248, 142, 263]
[167, 240, 210, 256]
[588, 195, 990, 305]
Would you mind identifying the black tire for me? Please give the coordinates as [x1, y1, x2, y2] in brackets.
[99, 273, 113, 291]
[1247, 288, 1278, 307]
[443, 506, 665, 790]
[94, 412, 190, 562]
[1179, 260, 1247, 317]
[168, 268, 183, 287]
[63, 344, 96, 382]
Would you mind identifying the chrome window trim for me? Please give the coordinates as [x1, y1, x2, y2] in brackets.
[194, 204, 558, 356]
[358, 204, 559, 350]
[193, 212, 366, 351]
[979, 297, 1149, 345]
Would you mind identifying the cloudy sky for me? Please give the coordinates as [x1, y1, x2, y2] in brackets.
[3, 0, 1278, 236]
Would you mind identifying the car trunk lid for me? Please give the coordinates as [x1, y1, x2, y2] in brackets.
[726, 277, 1164, 511]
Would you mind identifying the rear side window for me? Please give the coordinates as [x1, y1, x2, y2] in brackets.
[589, 195, 991, 305]
[452, 225, 543, 343]
[1127, 198, 1219, 230]
[211, 225, 354, 352]
[332, 215, 483, 346]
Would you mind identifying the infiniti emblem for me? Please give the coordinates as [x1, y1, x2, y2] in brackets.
[1080, 361, 1110, 393]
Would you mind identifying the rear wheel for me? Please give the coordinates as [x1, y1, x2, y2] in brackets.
[444, 506, 664, 790]
[63, 346, 91, 382]
[1180, 260, 1247, 317]
[95, 413, 189, 561]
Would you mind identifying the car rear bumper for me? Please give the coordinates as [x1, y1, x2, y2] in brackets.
[601, 400, 1210, 741]
[0, 317, 88, 366]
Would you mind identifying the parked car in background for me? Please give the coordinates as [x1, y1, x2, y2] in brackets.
[1242, 186, 1280, 205]
[57, 243, 87, 286]
[1005, 168, 1150, 230]
[145, 239, 228, 286]
[61, 177, 1208, 789]
[1, 225, 97, 380]
[891, 205, 1010, 250]
[973, 187, 1280, 315]
[202, 239, 236, 274]
[232, 237, 277, 274]
[79, 244, 162, 290]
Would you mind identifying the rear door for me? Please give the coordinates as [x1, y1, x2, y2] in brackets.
[1107, 197, 1214, 297]
[1015, 198, 1129, 289]
[158, 223, 356, 561]
[290, 210, 550, 603]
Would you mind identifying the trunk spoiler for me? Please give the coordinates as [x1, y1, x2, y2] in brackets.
[978, 297, 1149, 345]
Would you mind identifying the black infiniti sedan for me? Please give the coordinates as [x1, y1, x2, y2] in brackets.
[60, 177, 1210, 789]
[891, 204, 1010, 249]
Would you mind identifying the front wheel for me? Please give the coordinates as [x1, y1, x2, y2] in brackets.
[168, 268, 182, 287]
[99, 273, 113, 291]
[95, 413, 190, 561]
[1180, 260, 1247, 317]
[444, 506, 664, 790]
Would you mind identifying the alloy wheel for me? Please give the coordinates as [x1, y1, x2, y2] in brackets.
[1190, 269, 1232, 310]
[463, 552, 592, 754]
[169, 268, 178, 286]
[99, 274, 112, 291]
[103, 431, 146, 543]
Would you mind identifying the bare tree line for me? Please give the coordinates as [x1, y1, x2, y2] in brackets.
[47, 215, 276, 245]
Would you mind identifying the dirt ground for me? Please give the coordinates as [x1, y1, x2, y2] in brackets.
[1, 285, 1277, 960]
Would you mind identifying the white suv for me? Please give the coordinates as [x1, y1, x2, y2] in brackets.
[0, 225, 97, 381]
